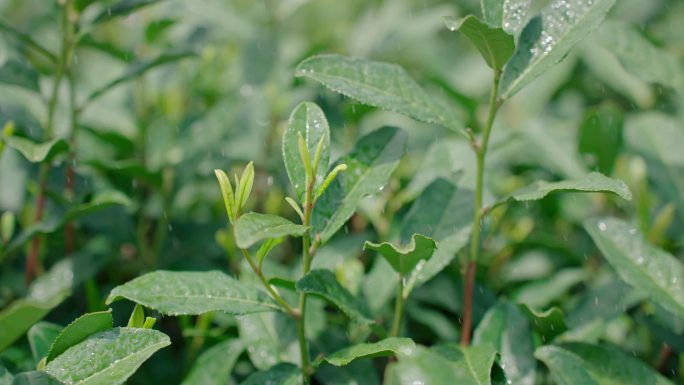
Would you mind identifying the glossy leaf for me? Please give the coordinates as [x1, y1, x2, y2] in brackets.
[3, 137, 68, 163]
[444, 15, 515, 70]
[499, 0, 616, 99]
[181, 340, 244, 385]
[234, 213, 308, 249]
[595, 20, 684, 91]
[498, 172, 632, 207]
[474, 301, 535, 385]
[27, 322, 62, 363]
[325, 338, 414, 366]
[44, 328, 170, 385]
[312, 126, 406, 243]
[386, 344, 497, 385]
[584, 217, 684, 319]
[296, 55, 464, 134]
[364, 234, 436, 277]
[47, 311, 113, 363]
[481, 0, 532, 35]
[296, 269, 373, 324]
[240, 363, 300, 385]
[535, 343, 674, 385]
[519, 304, 568, 342]
[106, 270, 280, 315]
[400, 178, 473, 294]
[283, 102, 330, 202]
[0, 59, 40, 92]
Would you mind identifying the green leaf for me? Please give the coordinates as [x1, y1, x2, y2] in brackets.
[44, 328, 170, 385]
[584, 217, 684, 319]
[519, 304, 567, 342]
[578, 104, 623, 174]
[0, 59, 40, 92]
[283, 102, 330, 202]
[499, 0, 616, 99]
[236, 313, 287, 370]
[474, 301, 535, 385]
[312, 126, 406, 243]
[181, 340, 244, 385]
[106, 270, 280, 315]
[296, 269, 373, 324]
[214, 169, 236, 224]
[256, 237, 284, 268]
[364, 234, 436, 277]
[84, 49, 194, 105]
[296, 55, 464, 135]
[624, 113, 684, 214]
[3, 137, 68, 163]
[234, 213, 308, 249]
[595, 20, 684, 91]
[127, 304, 145, 328]
[0, 21, 56, 62]
[480, 0, 532, 35]
[236, 162, 254, 210]
[444, 15, 515, 70]
[47, 311, 113, 363]
[240, 363, 300, 385]
[498, 172, 632, 207]
[324, 338, 415, 366]
[400, 178, 473, 294]
[92, 0, 163, 24]
[0, 366, 11, 385]
[386, 344, 497, 385]
[27, 322, 62, 363]
[11, 372, 64, 385]
[1, 211, 15, 243]
[535, 343, 674, 385]
[512, 268, 587, 308]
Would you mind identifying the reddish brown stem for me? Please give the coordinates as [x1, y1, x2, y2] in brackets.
[657, 343, 672, 373]
[460, 261, 477, 346]
[25, 170, 48, 283]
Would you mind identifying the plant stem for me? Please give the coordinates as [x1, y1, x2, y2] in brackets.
[461, 70, 501, 346]
[297, 177, 315, 385]
[64, 71, 77, 255]
[389, 276, 405, 337]
[25, 0, 75, 283]
[238, 246, 297, 317]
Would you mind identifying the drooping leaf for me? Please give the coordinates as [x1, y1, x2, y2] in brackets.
[181, 340, 244, 385]
[364, 234, 436, 277]
[400, 178, 473, 295]
[518, 304, 568, 342]
[93, 0, 164, 24]
[296, 269, 373, 324]
[283, 102, 330, 202]
[234, 213, 308, 249]
[240, 363, 300, 385]
[497, 172, 632, 207]
[386, 344, 497, 385]
[0, 59, 40, 92]
[11, 372, 64, 385]
[324, 338, 414, 366]
[535, 343, 674, 385]
[499, 0, 616, 99]
[595, 20, 684, 91]
[106, 271, 280, 315]
[44, 328, 170, 385]
[444, 15, 515, 70]
[46, 311, 113, 363]
[296, 55, 464, 135]
[312, 126, 406, 243]
[84, 49, 194, 105]
[27, 322, 62, 363]
[3, 137, 68, 163]
[584, 217, 684, 319]
[474, 301, 535, 385]
[480, 0, 532, 35]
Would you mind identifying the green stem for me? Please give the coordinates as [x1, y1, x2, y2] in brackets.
[239, 246, 298, 317]
[389, 276, 405, 337]
[461, 70, 501, 346]
[297, 177, 315, 385]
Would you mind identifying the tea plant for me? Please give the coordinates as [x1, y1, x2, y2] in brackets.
[1, 0, 684, 384]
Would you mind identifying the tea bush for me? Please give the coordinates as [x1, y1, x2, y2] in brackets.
[1, 0, 683, 384]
